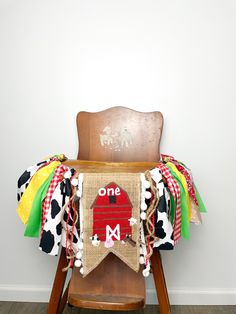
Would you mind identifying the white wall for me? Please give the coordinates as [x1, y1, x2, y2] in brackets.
[0, 0, 235, 305]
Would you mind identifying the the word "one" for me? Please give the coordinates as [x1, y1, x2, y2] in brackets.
[98, 187, 121, 196]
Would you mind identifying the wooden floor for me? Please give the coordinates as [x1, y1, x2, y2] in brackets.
[0, 302, 236, 314]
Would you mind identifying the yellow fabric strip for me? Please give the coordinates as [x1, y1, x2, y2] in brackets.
[166, 162, 192, 221]
[16, 161, 60, 224]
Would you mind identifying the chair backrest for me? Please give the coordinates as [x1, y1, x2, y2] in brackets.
[76, 106, 163, 162]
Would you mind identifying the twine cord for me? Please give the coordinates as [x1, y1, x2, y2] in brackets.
[62, 187, 80, 272]
[144, 170, 160, 261]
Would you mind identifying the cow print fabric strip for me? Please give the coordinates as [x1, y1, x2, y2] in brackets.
[149, 167, 174, 250]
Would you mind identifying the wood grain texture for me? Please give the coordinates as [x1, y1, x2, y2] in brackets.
[76, 107, 163, 162]
[1, 302, 236, 314]
[47, 248, 69, 314]
[151, 250, 171, 314]
[68, 254, 145, 311]
[63, 160, 159, 173]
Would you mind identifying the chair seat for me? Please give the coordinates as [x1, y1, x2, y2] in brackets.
[68, 253, 146, 311]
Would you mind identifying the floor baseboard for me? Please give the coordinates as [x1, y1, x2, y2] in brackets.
[0, 285, 236, 305]
[147, 288, 236, 305]
[0, 285, 51, 303]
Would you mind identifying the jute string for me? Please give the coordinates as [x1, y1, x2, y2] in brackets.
[144, 170, 159, 261]
[62, 192, 79, 272]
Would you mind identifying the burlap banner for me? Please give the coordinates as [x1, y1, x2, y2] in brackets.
[82, 173, 141, 276]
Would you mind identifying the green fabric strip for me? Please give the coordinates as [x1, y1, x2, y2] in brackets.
[194, 184, 207, 213]
[166, 165, 190, 240]
[24, 172, 55, 237]
[169, 193, 176, 226]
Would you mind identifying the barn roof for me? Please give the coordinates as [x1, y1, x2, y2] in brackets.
[90, 182, 133, 208]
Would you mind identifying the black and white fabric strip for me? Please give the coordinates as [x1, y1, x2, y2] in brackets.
[150, 168, 174, 250]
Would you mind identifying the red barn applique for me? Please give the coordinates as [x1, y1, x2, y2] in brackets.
[91, 182, 133, 241]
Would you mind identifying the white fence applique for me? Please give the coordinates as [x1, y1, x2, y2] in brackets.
[105, 224, 121, 248]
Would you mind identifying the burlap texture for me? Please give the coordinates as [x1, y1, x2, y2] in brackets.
[82, 173, 141, 277]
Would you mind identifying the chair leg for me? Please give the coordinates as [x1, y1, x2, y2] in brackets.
[57, 281, 70, 314]
[151, 249, 171, 314]
[47, 248, 68, 314]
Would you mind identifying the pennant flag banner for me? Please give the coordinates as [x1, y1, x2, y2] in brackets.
[82, 173, 141, 276]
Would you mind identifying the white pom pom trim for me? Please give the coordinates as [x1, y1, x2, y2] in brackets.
[140, 212, 146, 220]
[141, 202, 147, 211]
[142, 268, 150, 277]
[74, 259, 82, 267]
[78, 242, 83, 250]
[144, 191, 152, 199]
[80, 267, 84, 275]
[144, 180, 151, 189]
[76, 251, 83, 259]
[139, 256, 145, 264]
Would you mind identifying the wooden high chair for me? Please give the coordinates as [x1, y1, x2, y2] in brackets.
[47, 107, 171, 314]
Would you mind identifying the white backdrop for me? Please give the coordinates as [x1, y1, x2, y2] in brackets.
[0, 0, 235, 305]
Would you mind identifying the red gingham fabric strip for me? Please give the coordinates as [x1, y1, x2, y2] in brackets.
[161, 154, 198, 206]
[174, 163, 199, 206]
[41, 164, 70, 233]
[158, 163, 182, 244]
